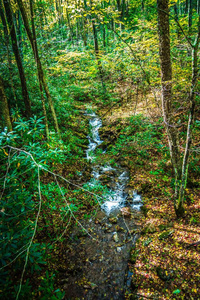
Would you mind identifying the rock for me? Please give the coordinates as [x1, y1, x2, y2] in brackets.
[156, 266, 173, 281]
[109, 216, 118, 224]
[120, 207, 131, 217]
[90, 283, 98, 290]
[115, 225, 125, 232]
[101, 223, 112, 232]
[113, 232, 119, 243]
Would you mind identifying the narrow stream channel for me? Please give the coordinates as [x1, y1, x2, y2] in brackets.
[86, 111, 143, 214]
[62, 111, 143, 299]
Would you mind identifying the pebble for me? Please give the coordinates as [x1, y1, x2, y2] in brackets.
[113, 232, 119, 242]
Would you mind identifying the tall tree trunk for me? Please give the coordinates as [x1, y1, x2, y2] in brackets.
[29, 0, 49, 139]
[66, 0, 74, 43]
[121, 0, 125, 29]
[81, 16, 87, 47]
[188, 0, 192, 31]
[197, 0, 200, 15]
[157, 0, 182, 216]
[0, 0, 17, 102]
[185, 0, 188, 15]
[16, 10, 23, 62]
[90, 0, 106, 93]
[174, 4, 180, 37]
[0, 76, 12, 132]
[3, 0, 31, 117]
[102, 23, 106, 49]
[116, 0, 120, 11]
[92, 20, 106, 93]
[17, 0, 60, 137]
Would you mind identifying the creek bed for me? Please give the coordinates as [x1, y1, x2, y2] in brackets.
[86, 111, 143, 215]
[62, 111, 143, 299]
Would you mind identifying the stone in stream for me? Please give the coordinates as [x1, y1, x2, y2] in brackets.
[120, 207, 131, 217]
[109, 216, 118, 224]
[101, 222, 112, 232]
[116, 247, 122, 253]
[113, 232, 119, 243]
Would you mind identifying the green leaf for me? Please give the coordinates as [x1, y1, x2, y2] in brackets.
[173, 289, 181, 294]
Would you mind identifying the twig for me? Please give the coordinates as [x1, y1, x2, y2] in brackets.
[16, 166, 42, 300]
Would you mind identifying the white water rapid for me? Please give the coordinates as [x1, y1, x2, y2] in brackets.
[86, 111, 142, 215]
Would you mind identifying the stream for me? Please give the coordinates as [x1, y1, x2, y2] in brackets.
[62, 111, 143, 299]
[86, 111, 143, 215]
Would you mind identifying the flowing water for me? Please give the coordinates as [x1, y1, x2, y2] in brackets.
[86, 111, 143, 215]
[62, 111, 142, 299]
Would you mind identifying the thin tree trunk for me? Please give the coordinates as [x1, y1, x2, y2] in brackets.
[177, 17, 200, 215]
[188, 0, 192, 31]
[17, 0, 60, 137]
[102, 23, 105, 48]
[121, 0, 125, 29]
[81, 16, 87, 47]
[197, 0, 200, 15]
[66, 0, 74, 43]
[0, 76, 12, 132]
[185, 0, 188, 15]
[92, 20, 106, 93]
[117, 0, 120, 11]
[3, 0, 31, 117]
[0, 0, 17, 102]
[174, 4, 180, 37]
[90, 0, 106, 93]
[30, 0, 49, 139]
[16, 10, 23, 62]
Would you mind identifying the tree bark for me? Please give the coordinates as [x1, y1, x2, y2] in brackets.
[3, 0, 31, 117]
[157, 0, 182, 216]
[188, 0, 192, 31]
[177, 16, 200, 216]
[90, 0, 106, 93]
[0, 76, 12, 132]
[17, 0, 60, 137]
[29, 0, 49, 139]
[0, 0, 17, 102]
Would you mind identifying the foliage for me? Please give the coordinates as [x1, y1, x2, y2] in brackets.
[0, 0, 199, 298]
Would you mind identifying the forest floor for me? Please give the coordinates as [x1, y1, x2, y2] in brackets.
[51, 86, 200, 300]
[97, 92, 200, 300]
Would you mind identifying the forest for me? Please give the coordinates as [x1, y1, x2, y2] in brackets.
[0, 0, 200, 299]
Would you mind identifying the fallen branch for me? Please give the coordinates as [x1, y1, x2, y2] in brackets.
[186, 240, 200, 248]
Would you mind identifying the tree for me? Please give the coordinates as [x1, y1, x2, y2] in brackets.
[157, 0, 200, 217]
[16, 0, 60, 137]
[2, 0, 31, 117]
[0, 0, 17, 102]
[90, 0, 106, 93]
[0, 76, 12, 132]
